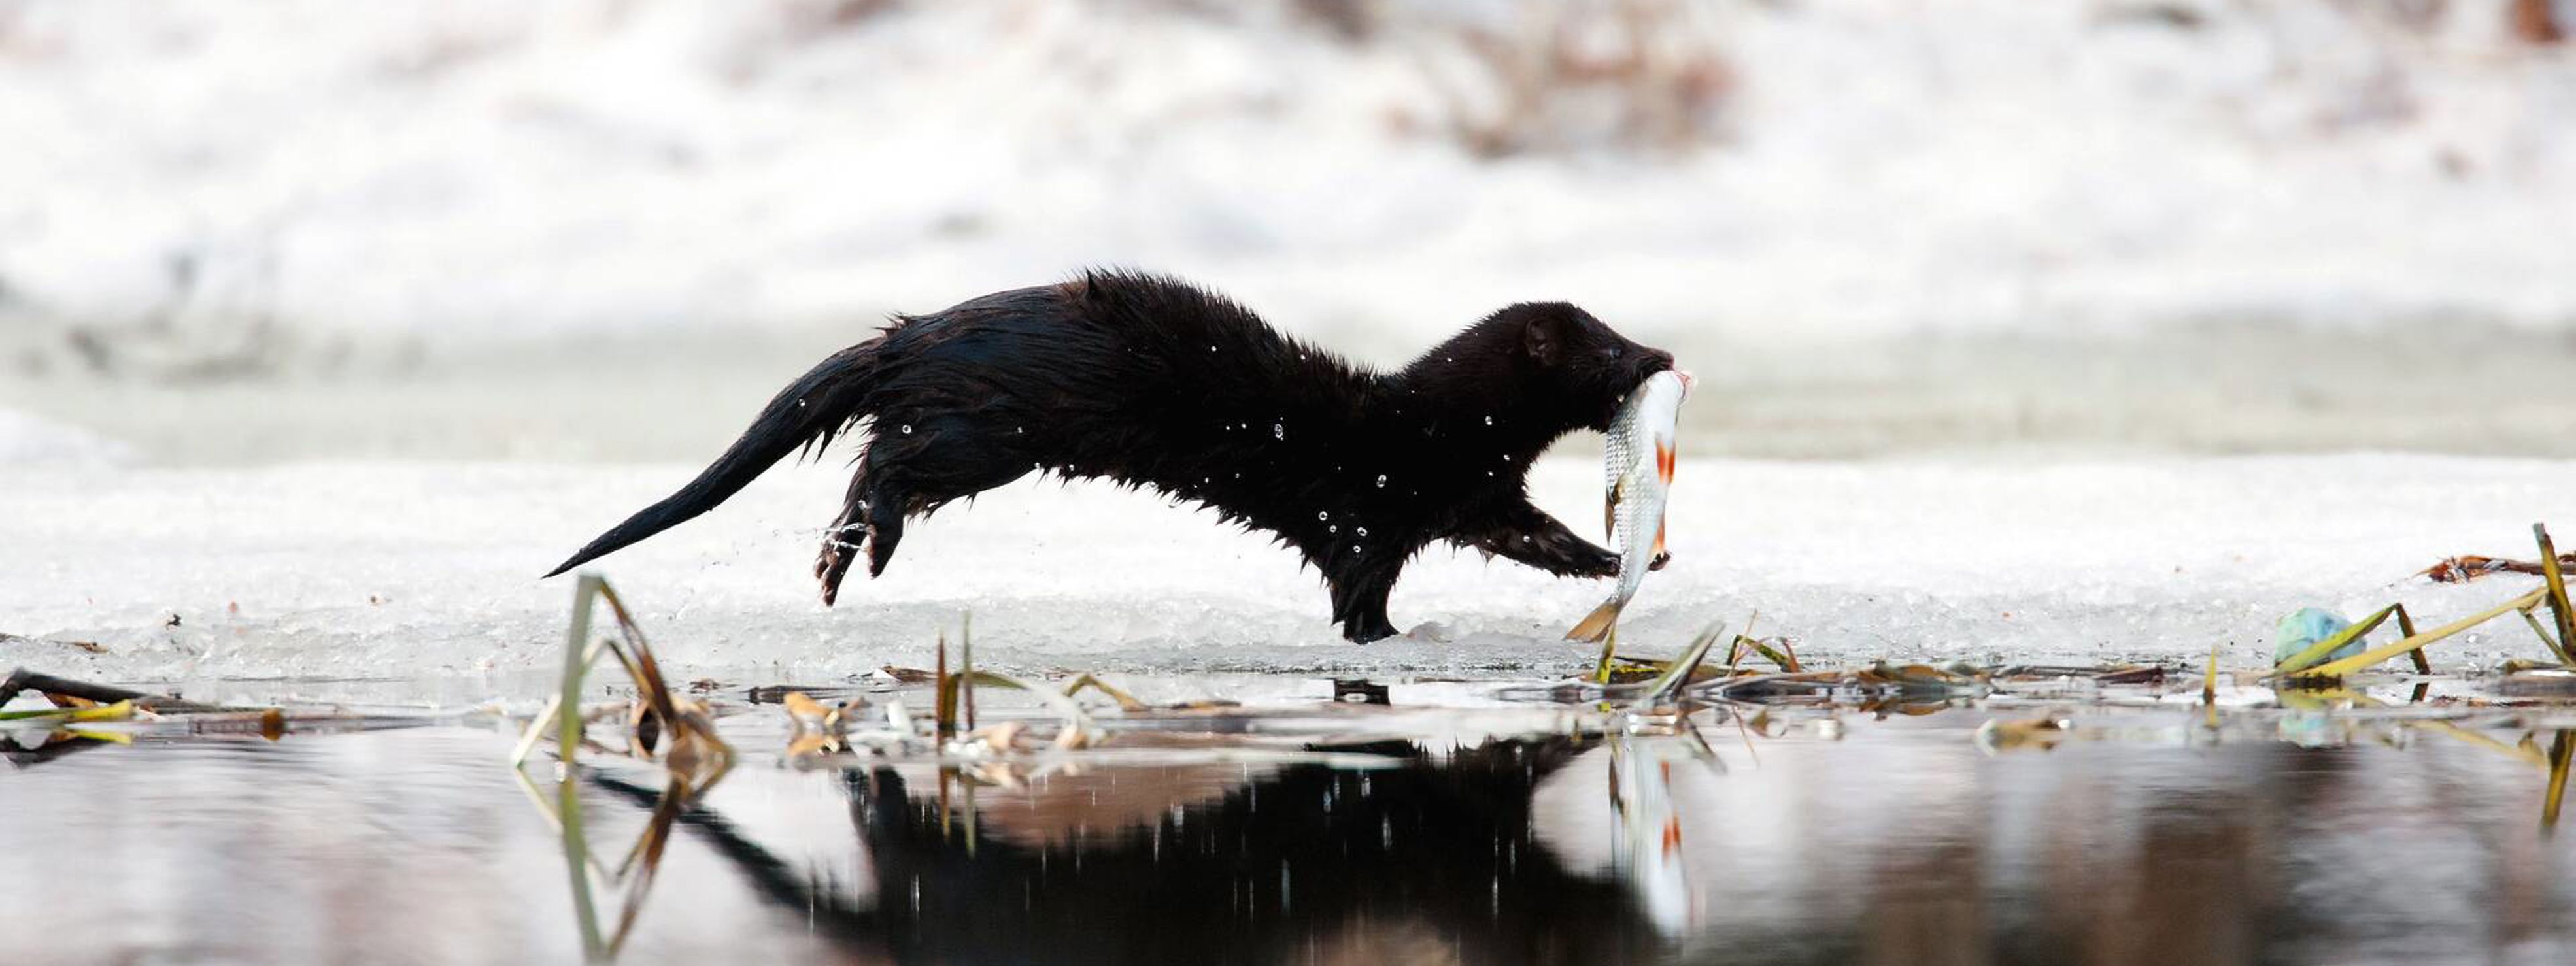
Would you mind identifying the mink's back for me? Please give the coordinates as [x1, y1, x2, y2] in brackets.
[863, 272, 1401, 521]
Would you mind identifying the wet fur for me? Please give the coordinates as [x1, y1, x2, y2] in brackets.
[545, 270, 1674, 641]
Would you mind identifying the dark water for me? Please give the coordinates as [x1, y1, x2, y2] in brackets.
[5, 695, 2574, 966]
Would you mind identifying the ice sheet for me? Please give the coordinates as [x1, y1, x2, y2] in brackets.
[5, 453, 2571, 684]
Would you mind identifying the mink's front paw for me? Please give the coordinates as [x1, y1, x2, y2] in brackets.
[1578, 546, 1621, 578]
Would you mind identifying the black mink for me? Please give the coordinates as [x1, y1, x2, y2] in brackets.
[543, 270, 1677, 642]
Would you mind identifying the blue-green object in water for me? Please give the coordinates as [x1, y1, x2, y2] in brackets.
[2273, 607, 2367, 666]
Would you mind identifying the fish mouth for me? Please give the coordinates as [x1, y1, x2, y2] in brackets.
[1672, 368, 1697, 395]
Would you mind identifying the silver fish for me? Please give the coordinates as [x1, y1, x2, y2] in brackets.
[1567, 369, 1692, 644]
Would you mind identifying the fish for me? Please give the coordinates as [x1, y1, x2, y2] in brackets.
[1566, 369, 1693, 644]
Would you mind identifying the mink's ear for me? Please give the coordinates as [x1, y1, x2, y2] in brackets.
[1521, 313, 1561, 367]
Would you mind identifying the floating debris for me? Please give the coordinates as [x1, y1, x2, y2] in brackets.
[0, 632, 106, 654]
[0, 699, 135, 724]
[1974, 714, 2071, 754]
[1702, 661, 1991, 708]
[2422, 553, 2576, 584]
[2272, 607, 2376, 669]
[1, 667, 445, 767]
[1332, 679, 1391, 705]
[2497, 669, 2576, 699]
[0, 667, 229, 714]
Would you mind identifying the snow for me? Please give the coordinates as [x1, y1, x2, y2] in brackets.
[0, 407, 136, 467]
[5, 453, 2571, 686]
[2, 0, 2570, 369]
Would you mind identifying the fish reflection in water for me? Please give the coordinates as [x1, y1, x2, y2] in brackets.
[584, 714, 2576, 966]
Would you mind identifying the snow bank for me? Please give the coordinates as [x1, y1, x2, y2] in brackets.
[0, 407, 136, 467]
[2, 0, 2568, 369]
[4, 454, 2570, 684]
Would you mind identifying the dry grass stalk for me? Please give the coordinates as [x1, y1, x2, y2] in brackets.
[513, 574, 734, 961]
[2274, 604, 2405, 676]
[515, 575, 732, 783]
[2537, 524, 2576, 663]
[1640, 617, 1728, 703]
[2294, 589, 2549, 678]
[2549, 732, 2573, 833]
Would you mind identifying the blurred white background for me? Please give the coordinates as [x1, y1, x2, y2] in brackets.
[5, 0, 2573, 461]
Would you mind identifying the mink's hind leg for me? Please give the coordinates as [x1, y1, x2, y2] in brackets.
[815, 467, 872, 605]
[858, 490, 907, 580]
[815, 418, 1036, 601]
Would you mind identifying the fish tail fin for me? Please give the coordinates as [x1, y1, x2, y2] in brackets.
[1565, 598, 1626, 643]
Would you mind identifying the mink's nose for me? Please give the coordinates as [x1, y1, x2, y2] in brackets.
[1642, 349, 1676, 376]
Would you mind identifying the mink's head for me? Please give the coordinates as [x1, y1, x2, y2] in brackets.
[1487, 302, 1676, 431]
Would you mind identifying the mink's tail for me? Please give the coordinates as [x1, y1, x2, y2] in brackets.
[543, 340, 886, 578]
[1563, 597, 1625, 644]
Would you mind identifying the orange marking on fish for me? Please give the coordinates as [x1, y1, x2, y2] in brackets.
[1662, 817, 1682, 856]
[1655, 441, 1676, 483]
[1653, 519, 1667, 559]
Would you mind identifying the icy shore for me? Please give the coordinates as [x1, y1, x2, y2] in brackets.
[5, 453, 2571, 686]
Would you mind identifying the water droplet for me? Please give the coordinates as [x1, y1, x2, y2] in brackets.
[1317, 511, 1329, 521]
[1272, 422, 1284, 440]
[1355, 527, 1368, 537]
[1483, 415, 1493, 425]
[1329, 525, 1338, 533]
[1374, 474, 1387, 488]
[1209, 344, 1218, 352]
[900, 424, 914, 434]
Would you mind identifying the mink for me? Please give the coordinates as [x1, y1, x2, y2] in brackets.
[543, 270, 1677, 642]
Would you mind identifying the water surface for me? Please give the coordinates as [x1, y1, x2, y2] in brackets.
[5, 683, 2573, 965]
